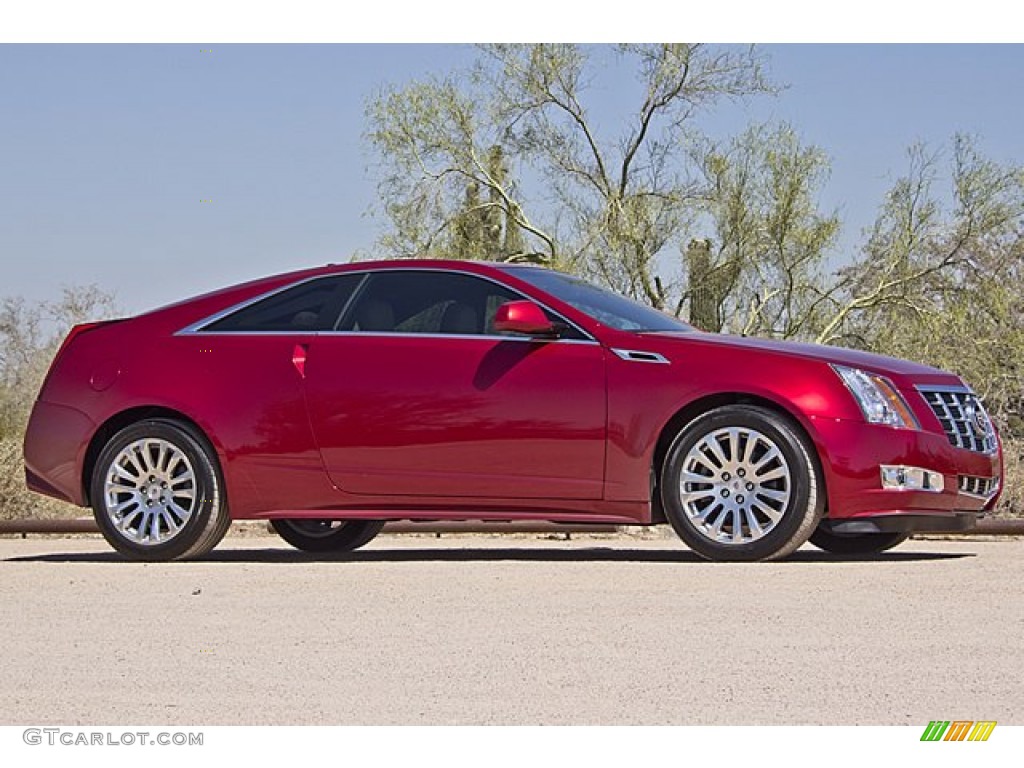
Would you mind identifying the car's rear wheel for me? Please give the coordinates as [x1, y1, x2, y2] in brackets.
[270, 519, 385, 553]
[660, 405, 824, 562]
[90, 418, 230, 561]
[809, 528, 911, 555]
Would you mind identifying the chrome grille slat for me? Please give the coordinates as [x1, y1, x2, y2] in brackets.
[918, 387, 997, 454]
[958, 474, 1000, 500]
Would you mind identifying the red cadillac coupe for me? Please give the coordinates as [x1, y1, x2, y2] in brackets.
[23, 260, 1002, 561]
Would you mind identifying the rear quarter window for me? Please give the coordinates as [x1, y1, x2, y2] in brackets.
[202, 274, 363, 332]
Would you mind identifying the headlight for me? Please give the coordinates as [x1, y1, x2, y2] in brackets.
[832, 365, 919, 429]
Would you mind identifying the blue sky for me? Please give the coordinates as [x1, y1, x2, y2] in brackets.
[1, 44, 1021, 314]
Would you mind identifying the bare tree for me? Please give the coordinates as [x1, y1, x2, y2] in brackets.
[818, 136, 1024, 347]
[367, 44, 774, 306]
[685, 123, 840, 335]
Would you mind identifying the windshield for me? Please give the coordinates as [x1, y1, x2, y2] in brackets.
[504, 267, 692, 333]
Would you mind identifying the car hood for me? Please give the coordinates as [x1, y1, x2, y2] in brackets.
[640, 331, 952, 379]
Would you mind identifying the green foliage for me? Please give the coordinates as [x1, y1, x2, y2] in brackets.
[367, 43, 774, 296]
[689, 123, 840, 335]
[833, 137, 1024, 407]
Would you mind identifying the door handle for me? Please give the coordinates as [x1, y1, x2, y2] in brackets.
[292, 343, 309, 379]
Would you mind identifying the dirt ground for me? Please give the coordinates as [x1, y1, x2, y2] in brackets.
[0, 533, 1021, 725]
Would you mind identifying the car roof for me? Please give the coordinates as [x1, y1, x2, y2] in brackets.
[319, 258, 532, 273]
[138, 258, 561, 331]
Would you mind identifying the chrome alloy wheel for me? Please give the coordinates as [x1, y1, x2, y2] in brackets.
[679, 427, 792, 545]
[103, 438, 198, 546]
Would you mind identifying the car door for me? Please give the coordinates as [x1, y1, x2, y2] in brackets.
[302, 269, 608, 500]
[188, 273, 364, 511]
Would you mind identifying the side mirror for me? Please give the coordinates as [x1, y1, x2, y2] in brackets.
[493, 300, 557, 337]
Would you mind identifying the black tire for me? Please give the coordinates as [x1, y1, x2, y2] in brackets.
[660, 405, 824, 562]
[270, 519, 385, 553]
[90, 418, 230, 562]
[809, 528, 911, 555]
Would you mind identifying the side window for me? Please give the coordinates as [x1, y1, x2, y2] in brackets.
[202, 274, 363, 332]
[339, 270, 588, 339]
[341, 271, 518, 336]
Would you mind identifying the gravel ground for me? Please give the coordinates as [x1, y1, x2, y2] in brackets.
[0, 534, 1021, 725]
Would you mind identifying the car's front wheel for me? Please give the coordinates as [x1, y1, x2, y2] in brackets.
[809, 528, 911, 555]
[660, 405, 824, 562]
[270, 519, 386, 553]
[90, 418, 231, 561]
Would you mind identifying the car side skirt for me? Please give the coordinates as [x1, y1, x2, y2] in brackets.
[240, 502, 650, 525]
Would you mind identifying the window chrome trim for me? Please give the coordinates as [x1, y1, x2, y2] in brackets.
[175, 266, 597, 342]
[316, 331, 598, 344]
[174, 329, 597, 345]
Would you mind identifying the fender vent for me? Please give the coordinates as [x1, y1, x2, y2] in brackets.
[611, 349, 669, 364]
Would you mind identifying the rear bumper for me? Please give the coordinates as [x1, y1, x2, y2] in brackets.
[23, 399, 95, 506]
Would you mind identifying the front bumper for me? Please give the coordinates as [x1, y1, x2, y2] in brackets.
[820, 513, 978, 534]
[810, 416, 1002, 526]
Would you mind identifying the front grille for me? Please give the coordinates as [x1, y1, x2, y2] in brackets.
[918, 387, 998, 454]
[958, 475, 1000, 499]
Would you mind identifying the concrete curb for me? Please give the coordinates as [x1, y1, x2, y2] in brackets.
[0, 518, 620, 535]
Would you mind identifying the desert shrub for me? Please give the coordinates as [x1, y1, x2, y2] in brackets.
[0, 286, 116, 521]
[0, 436, 77, 521]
